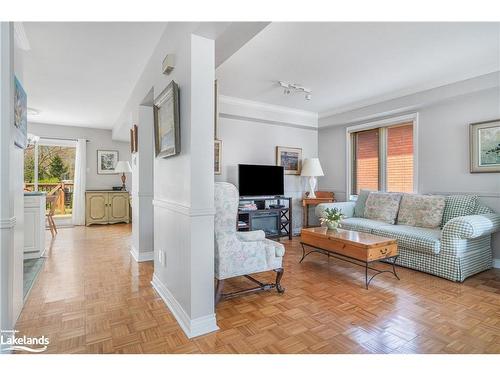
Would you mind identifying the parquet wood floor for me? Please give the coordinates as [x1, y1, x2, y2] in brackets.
[15, 224, 500, 354]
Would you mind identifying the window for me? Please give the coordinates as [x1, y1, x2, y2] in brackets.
[353, 128, 379, 193]
[24, 138, 76, 219]
[349, 117, 416, 195]
[386, 124, 413, 193]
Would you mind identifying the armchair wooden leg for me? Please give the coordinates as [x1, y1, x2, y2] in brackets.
[275, 268, 284, 293]
[215, 279, 225, 306]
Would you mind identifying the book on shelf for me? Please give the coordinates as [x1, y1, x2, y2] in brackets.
[238, 203, 257, 211]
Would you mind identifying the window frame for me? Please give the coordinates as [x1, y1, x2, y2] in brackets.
[346, 113, 418, 199]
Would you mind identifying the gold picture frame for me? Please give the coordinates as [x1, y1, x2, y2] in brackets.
[470, 119, 500, 173]
[276, 146, 302, 175]
[214, 139, 222, 175]
[154, 80, 180, 158]
[130, 124, 138, 153]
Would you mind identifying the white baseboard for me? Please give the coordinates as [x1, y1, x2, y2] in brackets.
[151, 273, 218, 339]
[130, 246, 154, 262]
[493, 258, 500, 269]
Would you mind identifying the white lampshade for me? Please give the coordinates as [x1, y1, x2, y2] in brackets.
[301, 158, 324, 177]
[114, 161, 132, 173]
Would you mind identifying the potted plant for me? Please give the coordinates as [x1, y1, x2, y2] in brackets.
[319, 207, 344, 230]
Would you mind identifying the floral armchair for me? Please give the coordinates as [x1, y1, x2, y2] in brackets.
[214, 182, 285, 304]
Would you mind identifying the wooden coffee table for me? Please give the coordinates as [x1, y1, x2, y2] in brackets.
[300, 227, 400, 289]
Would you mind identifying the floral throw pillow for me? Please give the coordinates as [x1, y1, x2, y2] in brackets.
[353, 189, 372, 218]
[364, 192, 403, 224]
[397, 194, 446, 228]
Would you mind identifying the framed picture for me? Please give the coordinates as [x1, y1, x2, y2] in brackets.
[130, 124, 138, 153]
[154, 80, 180, 158]
[97, 150, 119, 174]
[14, 76, 28, 149]
[214, 139, 222, 175]
[276, 146, 302, 175]
[470, 119, 500, 173]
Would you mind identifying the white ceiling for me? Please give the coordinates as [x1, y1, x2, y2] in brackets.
[21, 22, 166, 129]
[216, 22, 500, 116]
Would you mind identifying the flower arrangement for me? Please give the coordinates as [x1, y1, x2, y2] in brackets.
[319, 207, 344, 230]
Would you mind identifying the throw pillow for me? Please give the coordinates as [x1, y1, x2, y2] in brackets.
[397, 194, 445, 228]
[441, 195, 479, 227]
[364, 192, 403, 224]
[353, 189, 372, 218]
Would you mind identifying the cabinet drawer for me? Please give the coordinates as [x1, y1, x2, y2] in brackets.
[367, 243, 398, 261]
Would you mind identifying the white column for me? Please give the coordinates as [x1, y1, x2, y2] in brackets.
[131, 105, 154, 262]
[151, 30, 217, 338]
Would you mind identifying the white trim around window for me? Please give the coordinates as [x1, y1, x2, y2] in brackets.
[345, 113, 419, 199]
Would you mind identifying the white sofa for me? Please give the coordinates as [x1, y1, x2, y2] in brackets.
[316, 193, 500, 282]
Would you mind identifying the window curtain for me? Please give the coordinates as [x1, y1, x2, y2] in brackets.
[72, 139, 87, 225]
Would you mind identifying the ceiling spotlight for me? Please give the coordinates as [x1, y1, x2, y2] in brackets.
[278, 81, 312, 101]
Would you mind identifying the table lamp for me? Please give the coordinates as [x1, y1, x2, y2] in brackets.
[301, 158, 324, 198]
[114, 161, 132, 191]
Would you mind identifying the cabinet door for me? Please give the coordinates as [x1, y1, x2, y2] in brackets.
[86, 193, 108, 224]
[108, 193, 130, 223]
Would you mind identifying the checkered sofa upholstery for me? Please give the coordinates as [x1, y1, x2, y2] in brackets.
[315, 198, 500, 282]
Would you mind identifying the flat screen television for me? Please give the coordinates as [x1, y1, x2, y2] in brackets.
[238, 164, 284, 197]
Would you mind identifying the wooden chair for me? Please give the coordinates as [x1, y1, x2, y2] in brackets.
[46, 190, 60, 237]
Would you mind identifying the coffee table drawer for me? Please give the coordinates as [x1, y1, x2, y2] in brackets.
[367, 243, 398, 261]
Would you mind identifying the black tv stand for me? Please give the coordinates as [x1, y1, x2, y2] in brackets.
[237, 196, 292, 240]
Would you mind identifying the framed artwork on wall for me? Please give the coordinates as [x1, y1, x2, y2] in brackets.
[14, 76, 28, 149]
[154, 80, 180, 158]
[276, 146, 302, 175]
[130, 124, 138, 153]
[470, 119, 500, 173]
[97, 150, 119, 174]
[214, 139, 222, 175]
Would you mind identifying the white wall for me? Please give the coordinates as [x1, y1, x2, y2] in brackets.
[0, 22, 24, 347]
[27, 122, 131, 191]
[318, 75, 500, 259]
[215, 110, 318, 232]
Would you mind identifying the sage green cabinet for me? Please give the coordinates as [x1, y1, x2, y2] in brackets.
[85, 191, 130, 226]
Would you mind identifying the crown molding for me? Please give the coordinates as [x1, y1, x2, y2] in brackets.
[219, 95, 318, 120]
[318, 71, 500, 123]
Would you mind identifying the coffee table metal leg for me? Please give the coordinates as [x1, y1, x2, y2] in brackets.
[300, 243, 306, 263]
[365, 263, 368, 289]
[391, 255, 400, 280]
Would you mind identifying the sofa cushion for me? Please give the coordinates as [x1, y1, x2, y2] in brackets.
[397, 194, 445, 228]
[364, 192, 403, 224]
[441, 195, 479, 227]
[353, 189, 372, 218]
[373, 225, 442, 255]
[340, 217, 393, 234]
[475, 203, 493, 215]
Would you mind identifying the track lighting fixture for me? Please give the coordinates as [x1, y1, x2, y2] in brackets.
[279, 81, 312, 101]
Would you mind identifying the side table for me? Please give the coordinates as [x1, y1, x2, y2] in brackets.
[302, 193, 335, 228]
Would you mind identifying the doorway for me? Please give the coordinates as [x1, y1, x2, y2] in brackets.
[24, 137, 76, 227]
